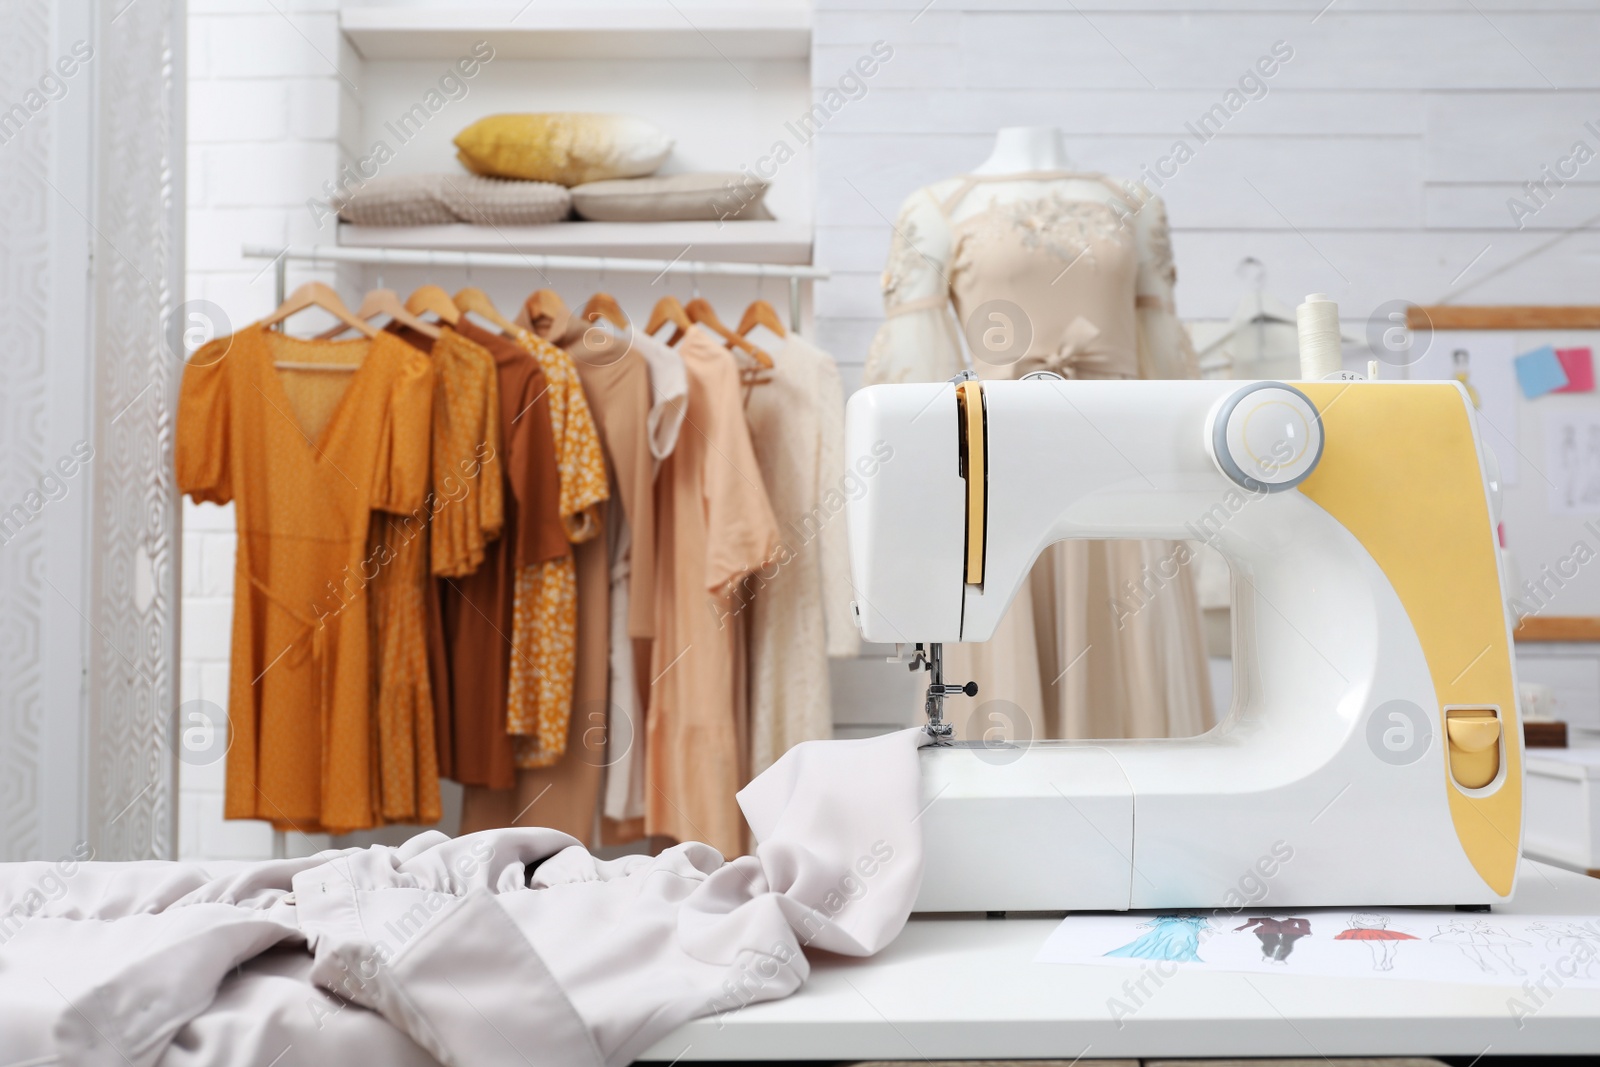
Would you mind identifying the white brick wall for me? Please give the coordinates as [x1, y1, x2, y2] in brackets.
[182, 0, 348, 861]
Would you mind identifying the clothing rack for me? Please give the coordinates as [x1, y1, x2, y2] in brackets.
[241, 244, 829, 334]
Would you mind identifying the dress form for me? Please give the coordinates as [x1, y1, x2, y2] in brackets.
[862, 135, 1214, 744]
[970, 126, 1074, 175]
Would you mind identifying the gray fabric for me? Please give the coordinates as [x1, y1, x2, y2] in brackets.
[160, 947, 440, 1067]
[0, 729, 929, 1067]
[337, 173, 572, 227]
[571, 172, 774, 222]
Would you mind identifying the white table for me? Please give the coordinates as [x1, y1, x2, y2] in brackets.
[639, 860, 1600, 1061]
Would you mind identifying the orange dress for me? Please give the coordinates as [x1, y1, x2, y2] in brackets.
[366, 509, 441, 826]
[426, 328, 503, 578]
[177, 326, 433, 834]
[365, 326, 502, 826]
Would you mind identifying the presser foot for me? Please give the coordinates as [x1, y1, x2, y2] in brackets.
[906, 642, 975, 746]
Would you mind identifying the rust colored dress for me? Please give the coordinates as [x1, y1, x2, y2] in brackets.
[507, 307, 609, 770]
[177, 326, 433, 834]
[647, 326, 780, 856]
[428, 320, 569, 793]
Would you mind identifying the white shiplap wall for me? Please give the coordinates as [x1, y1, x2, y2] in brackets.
[810, 1, 1600, 391]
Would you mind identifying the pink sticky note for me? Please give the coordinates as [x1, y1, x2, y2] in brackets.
[1556, 347, 1594, 393]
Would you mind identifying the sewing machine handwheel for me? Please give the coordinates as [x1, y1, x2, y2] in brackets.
[1208, 381, 1324, 494]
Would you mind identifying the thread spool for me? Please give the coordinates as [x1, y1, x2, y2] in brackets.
[1296, 293, 1342, 380]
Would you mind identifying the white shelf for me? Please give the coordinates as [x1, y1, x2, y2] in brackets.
[340, 6, 812, 62]
[337, 220, 815, 265]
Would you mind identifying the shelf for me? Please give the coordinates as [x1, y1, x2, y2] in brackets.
[337, 220, 815, 265]
[340, 5, 812, 62]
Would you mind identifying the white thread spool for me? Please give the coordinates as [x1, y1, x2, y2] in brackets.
[1296, 293, 1342, 380]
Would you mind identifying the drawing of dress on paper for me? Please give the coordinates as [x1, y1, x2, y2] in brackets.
[1432, 919, 1529, 976]
[1104, 915, 1210, 963]
[1561, 425, 1580, 509]
[1529, 921, 1600, 979]
[1585, 426, 1600, 505]
[1333, 913, 1417, 971]
[1235, 916, 1312, 963]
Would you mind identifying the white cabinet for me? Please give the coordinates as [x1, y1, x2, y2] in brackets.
[1525, 751, 1600, 875]
[1516, 641, 1600, 736]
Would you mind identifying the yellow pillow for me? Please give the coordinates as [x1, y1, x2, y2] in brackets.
[454, 113, 673, 186]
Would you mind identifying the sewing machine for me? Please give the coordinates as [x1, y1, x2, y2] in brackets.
[844, 373, 1522, 912]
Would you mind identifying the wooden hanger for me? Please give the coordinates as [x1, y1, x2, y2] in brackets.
[522, 288, 570, 331]
[261, 282, 377, 371]
[404, 284, 461, 326]
[581, 292, 629, 330]
[315, 287, 441, 341]
[685, 297, 773, 369]
[646, 296, 693, 345]
[737, 299, 786, 340]
[453, 286, 520, 335]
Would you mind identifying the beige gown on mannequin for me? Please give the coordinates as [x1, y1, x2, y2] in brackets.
[864, 168, 1214, 741]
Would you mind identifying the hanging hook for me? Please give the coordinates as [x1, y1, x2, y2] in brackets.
[1236, 256, 1266, 293]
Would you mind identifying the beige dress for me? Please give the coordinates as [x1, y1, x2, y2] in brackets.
[647, 326, 780, 855]
[864, 170, 1213, 741]
[744, 333, 860, 775]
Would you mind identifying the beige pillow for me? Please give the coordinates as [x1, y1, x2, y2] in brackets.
[336, 173, 571, 227]
[571, 173, 774, 222]
[454, 113, 673, 186]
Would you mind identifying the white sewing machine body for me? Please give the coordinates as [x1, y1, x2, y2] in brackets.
[845, 377, 1523, 913]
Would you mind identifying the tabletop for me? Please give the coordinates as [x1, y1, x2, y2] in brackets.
[638, 859, 1600, 1062]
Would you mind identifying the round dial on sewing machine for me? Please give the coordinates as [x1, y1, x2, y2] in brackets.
[1209, 381, 1324, 493]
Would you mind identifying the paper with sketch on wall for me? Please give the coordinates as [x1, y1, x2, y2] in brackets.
[1545, 413, 1600, 516]
[1035, 910, 1600, 987]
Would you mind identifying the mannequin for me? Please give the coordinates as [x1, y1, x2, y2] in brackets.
[970, 125, 1074, 175]
[863, 129, 1214, 743]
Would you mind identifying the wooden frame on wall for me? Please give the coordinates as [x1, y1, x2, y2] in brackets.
[1408, 306, 1600, 331]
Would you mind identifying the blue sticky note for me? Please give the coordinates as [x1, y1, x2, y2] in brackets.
[1515, 345, 1569, 399]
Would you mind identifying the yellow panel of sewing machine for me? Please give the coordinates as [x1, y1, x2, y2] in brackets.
[1298, 380, 1521, 896]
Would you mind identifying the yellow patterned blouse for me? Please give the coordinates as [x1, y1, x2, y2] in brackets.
[505, 321, 609, 769]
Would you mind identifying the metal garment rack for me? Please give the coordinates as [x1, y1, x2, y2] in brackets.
[241, 244, 830, 333]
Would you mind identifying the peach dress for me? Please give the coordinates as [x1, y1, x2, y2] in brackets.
[177, 326, 433, 833]
[646, 326, 780, 855]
